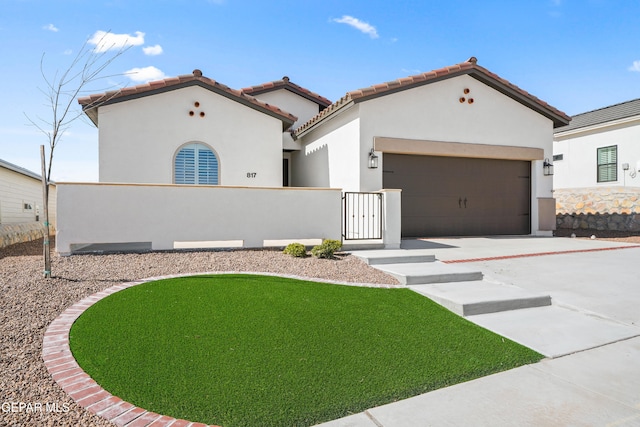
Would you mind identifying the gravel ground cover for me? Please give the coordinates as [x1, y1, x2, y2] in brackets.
[1, 238, 398, 427]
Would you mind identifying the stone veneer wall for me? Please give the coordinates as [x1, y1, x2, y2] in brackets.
[0, 223, 55, 249]
[555, 187, 640, 233]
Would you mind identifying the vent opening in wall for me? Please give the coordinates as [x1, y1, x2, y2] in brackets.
[553, 154, 563, 161]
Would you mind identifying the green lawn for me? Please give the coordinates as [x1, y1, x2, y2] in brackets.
[70, 274, 542, 427]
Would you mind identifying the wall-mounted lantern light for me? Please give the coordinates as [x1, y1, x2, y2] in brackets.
[368, 148, 379, 169]
[543, 158, 554, 176]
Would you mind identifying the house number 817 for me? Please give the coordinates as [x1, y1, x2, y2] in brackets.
[247, 172, 257, 178]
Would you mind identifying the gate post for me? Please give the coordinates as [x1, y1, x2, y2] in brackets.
[379, 189, 402, 249]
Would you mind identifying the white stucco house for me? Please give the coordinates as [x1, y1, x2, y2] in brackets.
[554, 98, 640, 189]
[56, 57, 569, 254]
[553, 98, 640, 233]
[291, 57, 570, 237]
[0, 159, 56, 247]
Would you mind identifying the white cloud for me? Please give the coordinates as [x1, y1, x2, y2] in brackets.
[43, 23, 59, 32]
[89, 30, 145, 53]
[125, 66, 166, 83]
[629, 61, 640, 72]
[333, 15, 379, 39]
[143, 44, 163, 56]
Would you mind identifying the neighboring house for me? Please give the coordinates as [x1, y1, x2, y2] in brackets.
[59, 57, 569, 254]
[553, 98, 640, 233]
[554, 98, 640, 189]
[0, 159, 56, 248]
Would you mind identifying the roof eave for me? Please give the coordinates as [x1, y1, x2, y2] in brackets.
[344, 67, 570, 128]
[243, 79, 332, 109]
[79, 79, 297, 131]
[247, 85, 332, 108]
[554, 114, 640, 137]
[0, 158, 55, 183]
[467, 71, 571, 128]
[295, 99, 355, 138]
[82, 106, 99, 127]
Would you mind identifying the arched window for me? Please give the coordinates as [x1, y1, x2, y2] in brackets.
[174, 143, 219, 185]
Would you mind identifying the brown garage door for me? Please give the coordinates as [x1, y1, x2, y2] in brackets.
[383, 154, 531, 237]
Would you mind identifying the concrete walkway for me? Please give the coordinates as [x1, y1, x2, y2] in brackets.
[316, 237, 640, 426]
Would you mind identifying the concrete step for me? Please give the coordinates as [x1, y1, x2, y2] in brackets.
[341, 241, 386, 251]
[409, 280, 552, 316]
[350, 249, 436, 265]
[374, 261, 483, 285]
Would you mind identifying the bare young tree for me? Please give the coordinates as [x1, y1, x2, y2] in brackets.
[26, 34, 130, 278]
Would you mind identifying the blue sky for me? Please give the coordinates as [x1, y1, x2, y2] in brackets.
[1, 0, 640, 181]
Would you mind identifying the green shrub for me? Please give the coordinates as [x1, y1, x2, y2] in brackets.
[283, 243, 308, 258]
[311, 239, 342, 259]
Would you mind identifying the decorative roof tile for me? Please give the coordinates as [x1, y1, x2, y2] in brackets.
[295, 57, 571, 136]
[242, 77, 332, 109]
[78, 70, 297, 130]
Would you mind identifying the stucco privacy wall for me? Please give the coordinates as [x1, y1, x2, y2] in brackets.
[56, 183, 342, 254]
[98, 85, 283, 186]
[555, 187, 640, 233]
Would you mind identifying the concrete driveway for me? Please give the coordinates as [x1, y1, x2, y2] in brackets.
[318, 237, 640, 426]
[421, 236, 640, 326]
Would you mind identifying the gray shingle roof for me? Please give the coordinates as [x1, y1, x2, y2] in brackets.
[0, 158, 48, 182]
[554, 98, 640, 133]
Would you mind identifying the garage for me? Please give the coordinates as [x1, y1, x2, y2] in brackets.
[383, 154, 531, 237]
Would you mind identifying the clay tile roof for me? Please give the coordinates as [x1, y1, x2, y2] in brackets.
[295, 57, 570, 136]
[78, 69, 297, 130]
[242, 77, 332, 109]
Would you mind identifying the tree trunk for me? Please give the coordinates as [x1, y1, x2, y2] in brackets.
[40, 145, 51, 278]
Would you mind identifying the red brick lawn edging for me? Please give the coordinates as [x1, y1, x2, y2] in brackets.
[42, 272, 395, 427]
[42, 275, 220, 427]
[441, 244, 640, 264]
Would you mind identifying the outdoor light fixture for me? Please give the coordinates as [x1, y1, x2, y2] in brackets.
[368, 148, 379, 169]
[543, 158, 554, 176]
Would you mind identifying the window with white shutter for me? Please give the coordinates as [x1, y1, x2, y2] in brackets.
[175, 144, 218, 185]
